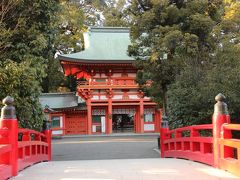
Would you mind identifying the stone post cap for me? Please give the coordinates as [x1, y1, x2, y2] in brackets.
[161, 116, 169, 128]
[215, 93, 226, 102]
[1, 96, 16, 119]
[42, 120, 51, 131]
[214, 93, 228, 115]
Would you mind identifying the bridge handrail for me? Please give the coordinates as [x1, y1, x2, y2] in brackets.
[221, 123, 240, 131]
[0, 96, 52, 180]
[161, 124, 214, 166]
[18, 128, 47, 140]
[160, 93, 240, 177]
[166, 124, 213, 137]
[218, 123, 240, 176]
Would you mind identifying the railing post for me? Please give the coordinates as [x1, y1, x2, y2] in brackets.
[212, 93, 230, 168]
[160, 116, 169, 158]
[42, 119, 52, 161]
[0, 96, 18, 176]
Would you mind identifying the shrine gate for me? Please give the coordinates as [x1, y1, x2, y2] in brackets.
[56, 27, 161, 135]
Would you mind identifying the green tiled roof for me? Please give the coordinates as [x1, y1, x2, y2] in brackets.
[58, 27, 135, 63]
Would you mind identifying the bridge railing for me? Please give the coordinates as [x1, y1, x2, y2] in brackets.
[218, 123, 240, 176]
[161, 124, 214, 166]
[0, 96, 51, 180]
[160, 93, 240, 177]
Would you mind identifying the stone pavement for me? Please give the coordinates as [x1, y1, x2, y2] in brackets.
[12, 158, 239, 180]
[52, 135, 159, 161]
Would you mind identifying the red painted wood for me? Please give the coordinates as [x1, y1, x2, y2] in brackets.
[212, 114, 230, 167]
[161, 119, 240, 177]
[218, 124, 240, 177]
[139, 98, 144, 133]
[0, 121, 52, 180]
[65, 114, 87, 135]
[72, 66, 160, 135]
[161, 124, 214, 165]
[107, 98, 112, 134]
[0, 119, 18, 177]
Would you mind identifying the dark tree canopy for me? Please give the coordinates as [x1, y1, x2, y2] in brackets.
[0, 0, 60, 130]
[128, 0, 240, 128]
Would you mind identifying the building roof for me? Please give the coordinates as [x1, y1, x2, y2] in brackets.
[58, 27, 135, 63]
[39, 92, 84, 109]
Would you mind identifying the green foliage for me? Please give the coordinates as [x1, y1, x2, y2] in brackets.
[129, 0, 240, 129]
[168, 42, 240, 129]
[129, 0, 221, 116]
[103, 0, 132, 27]
[0, 0, 60, 130]
[0, 60, 45, 130]
[167, 0, 240, 129]
[55, 1, 85, 53]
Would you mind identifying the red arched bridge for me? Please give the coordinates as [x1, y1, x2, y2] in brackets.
[0, 96, 51, 180]
[0, 94, 239, 180]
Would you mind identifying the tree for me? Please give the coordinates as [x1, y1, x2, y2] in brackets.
[0, 60, 45, 130]
[128, 0, 222, 117]
[0, 0, 60, 130]
[55, 1, 85, 54]
[103, 0, 132, 27]
[42, 0, 86, 93]
[167, 0, 240, 129]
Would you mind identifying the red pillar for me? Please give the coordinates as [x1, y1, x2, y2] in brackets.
[42, 119, 52, 161]
[134, 107, 139, 133]
[154, 109, 161, 132]
[107, 98, 112, 134]
[160, 120, 169, 158]
[62, 114, 66, 135]
[0, 96, 18, 176]
[87, 99, 92, 135]
[212, 93, 231, 168]
[139, 98, 144, 133]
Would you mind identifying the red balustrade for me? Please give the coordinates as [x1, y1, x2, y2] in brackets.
[160, 93, 240, 177]
[17, 128, 51, 172]
[0, 96, 52, 180]
[77, 78, 137, 87]
[0, 127, 51, 180]
[161, 124, 214, 166]
[218, 124, 240, 176]
[77, 81, 89, 86]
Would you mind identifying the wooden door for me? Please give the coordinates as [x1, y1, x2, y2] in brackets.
[65, 113, 87, 135]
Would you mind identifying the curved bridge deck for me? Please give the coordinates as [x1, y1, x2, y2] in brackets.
[12, 158, 238, 180]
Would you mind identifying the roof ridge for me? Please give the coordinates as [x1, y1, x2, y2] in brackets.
[89, 26, 130, 33]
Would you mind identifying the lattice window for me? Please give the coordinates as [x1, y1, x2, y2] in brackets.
[113, 108, 135, 115]
[92, 109, 106, 115]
